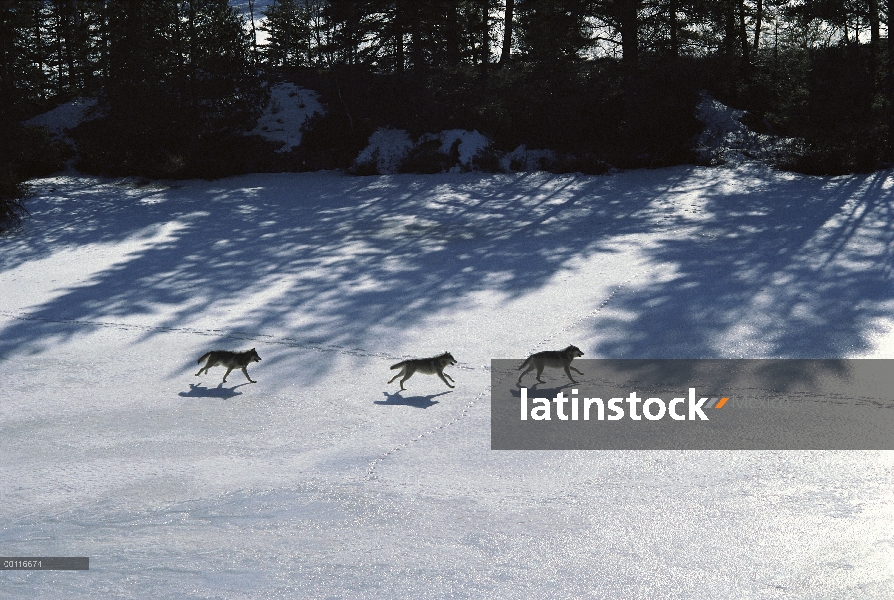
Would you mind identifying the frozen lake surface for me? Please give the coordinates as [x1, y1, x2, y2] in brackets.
[1, 166, 893, 598]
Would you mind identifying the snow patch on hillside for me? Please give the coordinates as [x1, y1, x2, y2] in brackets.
[353, 128, 565, 174]
[22, 98, 99, 148]
[249, 83, 323, 152]
[355, 128, 491, 174]
[425, 129, 490, 171]
[695, 91, 802, 166]
[353, 128, 415, 174]
[19, 86, 811, 175]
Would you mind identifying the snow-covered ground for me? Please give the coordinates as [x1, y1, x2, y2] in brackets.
[2, 165, 894, 598]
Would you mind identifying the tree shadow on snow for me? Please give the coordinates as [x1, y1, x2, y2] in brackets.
[1, 167, 892, 379]
[582, 169, 894, 358]
[375, 390, 452, 408]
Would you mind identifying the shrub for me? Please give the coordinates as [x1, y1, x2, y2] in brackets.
[295, 109, 375, 172]
[398, 139, 453, 174]
[0, 122, 67, 234]
[0, 166, 30, 234]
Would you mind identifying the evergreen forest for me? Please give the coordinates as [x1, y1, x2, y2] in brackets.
[4, 1, 894, 229]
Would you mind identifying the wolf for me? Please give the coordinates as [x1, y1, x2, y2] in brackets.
[195, 348, 262, 384]
[388, 351, 457, 391]
[517, 345, 584, 384]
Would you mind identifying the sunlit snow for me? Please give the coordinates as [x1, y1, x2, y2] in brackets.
[2, 165, 894, 598]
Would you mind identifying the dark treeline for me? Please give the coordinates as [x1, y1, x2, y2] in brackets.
[3, 1, 894, 228]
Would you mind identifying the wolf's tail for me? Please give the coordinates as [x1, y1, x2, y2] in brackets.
[390, 360, 407, 370]
[197, 352, 212, 364]
[517, 358, 531, 371]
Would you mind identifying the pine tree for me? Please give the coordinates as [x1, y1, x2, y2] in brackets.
[261, 0, 313, 67]
[515, 0, 596, 63]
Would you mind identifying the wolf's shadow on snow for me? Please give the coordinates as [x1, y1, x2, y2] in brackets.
[375, 390, 452, 408]
[179, 382, 250, 399]
[510, 383, 577, 398]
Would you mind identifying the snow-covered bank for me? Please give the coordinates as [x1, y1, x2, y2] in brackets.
[1, 166, 893, 598]
[248, 83, 323, 152]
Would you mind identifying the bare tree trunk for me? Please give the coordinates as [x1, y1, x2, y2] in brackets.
[724, 2, 735, 56]
[174, 1, 184, 91]
[72, 0, 95, 92]
[188, 0, 198, 108]
[669, 0, 678, 57]
[0, 5, 15, 102]
[499, 0, 513, 66]
[888, 6, 894, 75]
[33, 2, 47, 91]
[480, 0, 489, 78]
[869, 0, 880, 52]
[312, 1, 326, 67]
[618, 0, 639, 66]
[410, 3, 422, 70]
[395, 6, 404, 74]
[446, 1, 460, 66]
[285, 1, 295, 66]
[348, 11, 355, 67]
[100, 0, 109, 83]
[304, 0, 313, 65]
[753, 0, 762, 52]
[247, 0, 258, 65]
[888, 4, 894, 157]
[56, 0, 77, 95]
[53, 1, 63, 96]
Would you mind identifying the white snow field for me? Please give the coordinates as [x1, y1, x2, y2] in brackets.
[1, 165, 893, 598]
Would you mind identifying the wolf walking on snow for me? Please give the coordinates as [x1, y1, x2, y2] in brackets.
[195, 348, 262, 384]
[517, 345, 584, 384]
[388, 352, 457, 390]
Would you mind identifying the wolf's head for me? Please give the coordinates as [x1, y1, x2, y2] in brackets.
[440, 351, 457, 366]
[246, 348, 262, 363]
[565, 345, 584, 359]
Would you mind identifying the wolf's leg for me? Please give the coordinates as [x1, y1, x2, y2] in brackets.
[222, 366, 234, 383]
[399, 367, 416, 390]
[535, 366, 546, 383]
[388, 369, 404, 384]
[563, 365, 578, 383]
[196, 359, 210, 376]
[437, 372, 455, 388]
[570, 366, 584, 375]
[241, 367, 256, 383]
